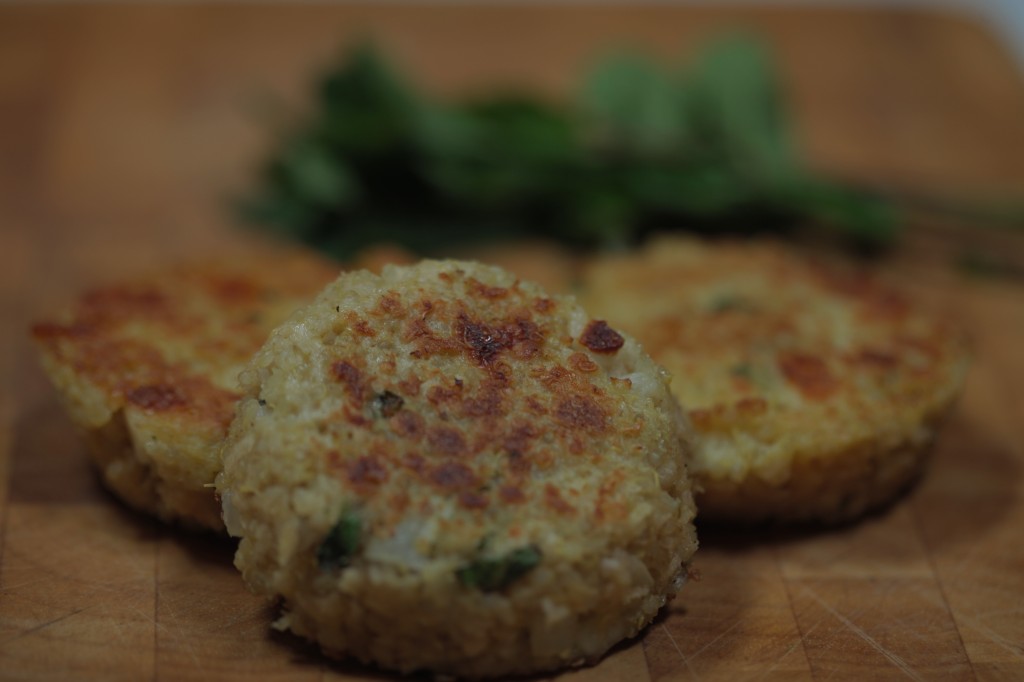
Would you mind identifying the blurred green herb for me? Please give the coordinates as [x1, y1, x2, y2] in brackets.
[456, 545, 542, 592]
[957, 250, 1024, 281]
[371, 390, 404, 418]
[240, 39, 899, 259]
[317, 510, 362, 570]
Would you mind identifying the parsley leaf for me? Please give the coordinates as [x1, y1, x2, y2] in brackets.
[240, 39, 900, 258]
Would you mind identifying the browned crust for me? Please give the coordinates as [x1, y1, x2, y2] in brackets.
[312, 278, 632, 527]
[582, 237, 970, 523]
[31, 253, 339, 528]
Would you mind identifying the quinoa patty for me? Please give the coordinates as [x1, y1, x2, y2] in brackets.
[31, 252, 338, 530]
[582, 237, 969, 524]
[217, 260, 698, 677]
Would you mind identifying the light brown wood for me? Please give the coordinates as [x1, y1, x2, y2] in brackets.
[2, 5, 1023, 681]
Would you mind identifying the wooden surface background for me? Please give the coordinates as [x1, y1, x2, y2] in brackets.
[2, 5, 1023, 681]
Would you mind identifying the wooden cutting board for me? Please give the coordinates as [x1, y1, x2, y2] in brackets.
[2, 5, 1023, 681]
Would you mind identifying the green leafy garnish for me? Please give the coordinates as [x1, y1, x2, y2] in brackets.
[317, 510, 362, 570]
[240, 40, 900, 259]
[456, 545, 542, 592]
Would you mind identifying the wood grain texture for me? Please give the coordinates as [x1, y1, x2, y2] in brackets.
[1, 5, 1023, 681]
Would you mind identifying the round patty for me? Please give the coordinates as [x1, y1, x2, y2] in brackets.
[581, 237, 969, 524]
[217, 260, 698, 678]
[30, 252, 338, 530]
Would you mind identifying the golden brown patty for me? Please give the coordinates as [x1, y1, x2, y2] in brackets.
[31, 252, 338, 530]
[581, 237, 969, 523]
[217, 260, 698, 677]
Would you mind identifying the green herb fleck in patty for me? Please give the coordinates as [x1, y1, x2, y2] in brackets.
[317, 510, 362, 570]
[456, 545, 542, 592]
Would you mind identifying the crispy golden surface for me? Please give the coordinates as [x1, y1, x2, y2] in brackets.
[582, 237, 969, 523]
[218, 260, 697, 677]
[31, 252, 338, 530]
